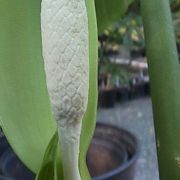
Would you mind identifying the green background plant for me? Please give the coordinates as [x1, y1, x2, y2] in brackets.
[99, 63, 130, 86]
[101, 13, 145, 54]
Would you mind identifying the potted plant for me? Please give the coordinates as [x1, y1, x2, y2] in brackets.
[98, 63, 123, 108]
[115, 69, 130, 102]
[99, 61, 131, 106]
[98, 72, 117, 108]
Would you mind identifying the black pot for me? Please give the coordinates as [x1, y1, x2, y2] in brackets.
[87, 138, 128, 178]
[87, 123, 139, 180]
[0, 123, 139, 180]
[129, 83, 145, 99]
[144, 82, 150, 96]
[0, 135, 8, 158]
[116, 87, 129, 102]
[99, 89, 116, 108]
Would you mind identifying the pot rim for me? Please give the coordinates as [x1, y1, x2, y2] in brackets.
[92, 122, 140, 180]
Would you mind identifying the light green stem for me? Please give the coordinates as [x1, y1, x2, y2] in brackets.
[58, 125, 81, 180]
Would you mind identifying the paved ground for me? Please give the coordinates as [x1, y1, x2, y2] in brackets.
[97, 97, 159, 180]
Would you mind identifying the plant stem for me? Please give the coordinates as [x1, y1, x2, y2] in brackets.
[58, 125, 82, 180]
[140, 0, 180, 179]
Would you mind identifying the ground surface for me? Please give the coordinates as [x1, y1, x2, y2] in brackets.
[97, 97, 159, 180]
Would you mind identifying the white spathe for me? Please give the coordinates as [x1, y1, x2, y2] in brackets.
[41, 0, 89, 179]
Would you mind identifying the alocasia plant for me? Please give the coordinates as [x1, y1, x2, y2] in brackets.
[0, 0, 133, 179]
[0, 0, 179, 180]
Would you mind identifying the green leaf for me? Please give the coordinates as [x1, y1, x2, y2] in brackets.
[0, 0, 56, 173]
[140, 0, 180, 179]
[95, 0, 134, 34]
[36, 131, 63, 180]
[79, 0, 98, 179]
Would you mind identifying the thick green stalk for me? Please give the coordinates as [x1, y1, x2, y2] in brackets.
[140, 0, 180, 179]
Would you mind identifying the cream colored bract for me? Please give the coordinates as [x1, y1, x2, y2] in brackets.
[41, 0, 89, 179]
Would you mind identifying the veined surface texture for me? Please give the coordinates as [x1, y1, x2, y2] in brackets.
[41, 0, 89, 129]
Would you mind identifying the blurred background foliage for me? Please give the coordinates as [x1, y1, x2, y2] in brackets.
[99, 13, 145, 57]
[171, 0, 180, 12]
[97, 0, 180, 91]
[98, 1, 180, 58]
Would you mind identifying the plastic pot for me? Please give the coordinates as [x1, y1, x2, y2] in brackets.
[87, 138, 128, 178]
[87, 123, 139, 180]
[99, 89, 116, 108]
[116, 87, 129, 102]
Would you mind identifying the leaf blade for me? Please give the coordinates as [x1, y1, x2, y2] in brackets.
[79, 0, 98, 179]
[36, 131, 63, 180]
[0, 0, 56, 173]
[95, 0, 134, 34]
